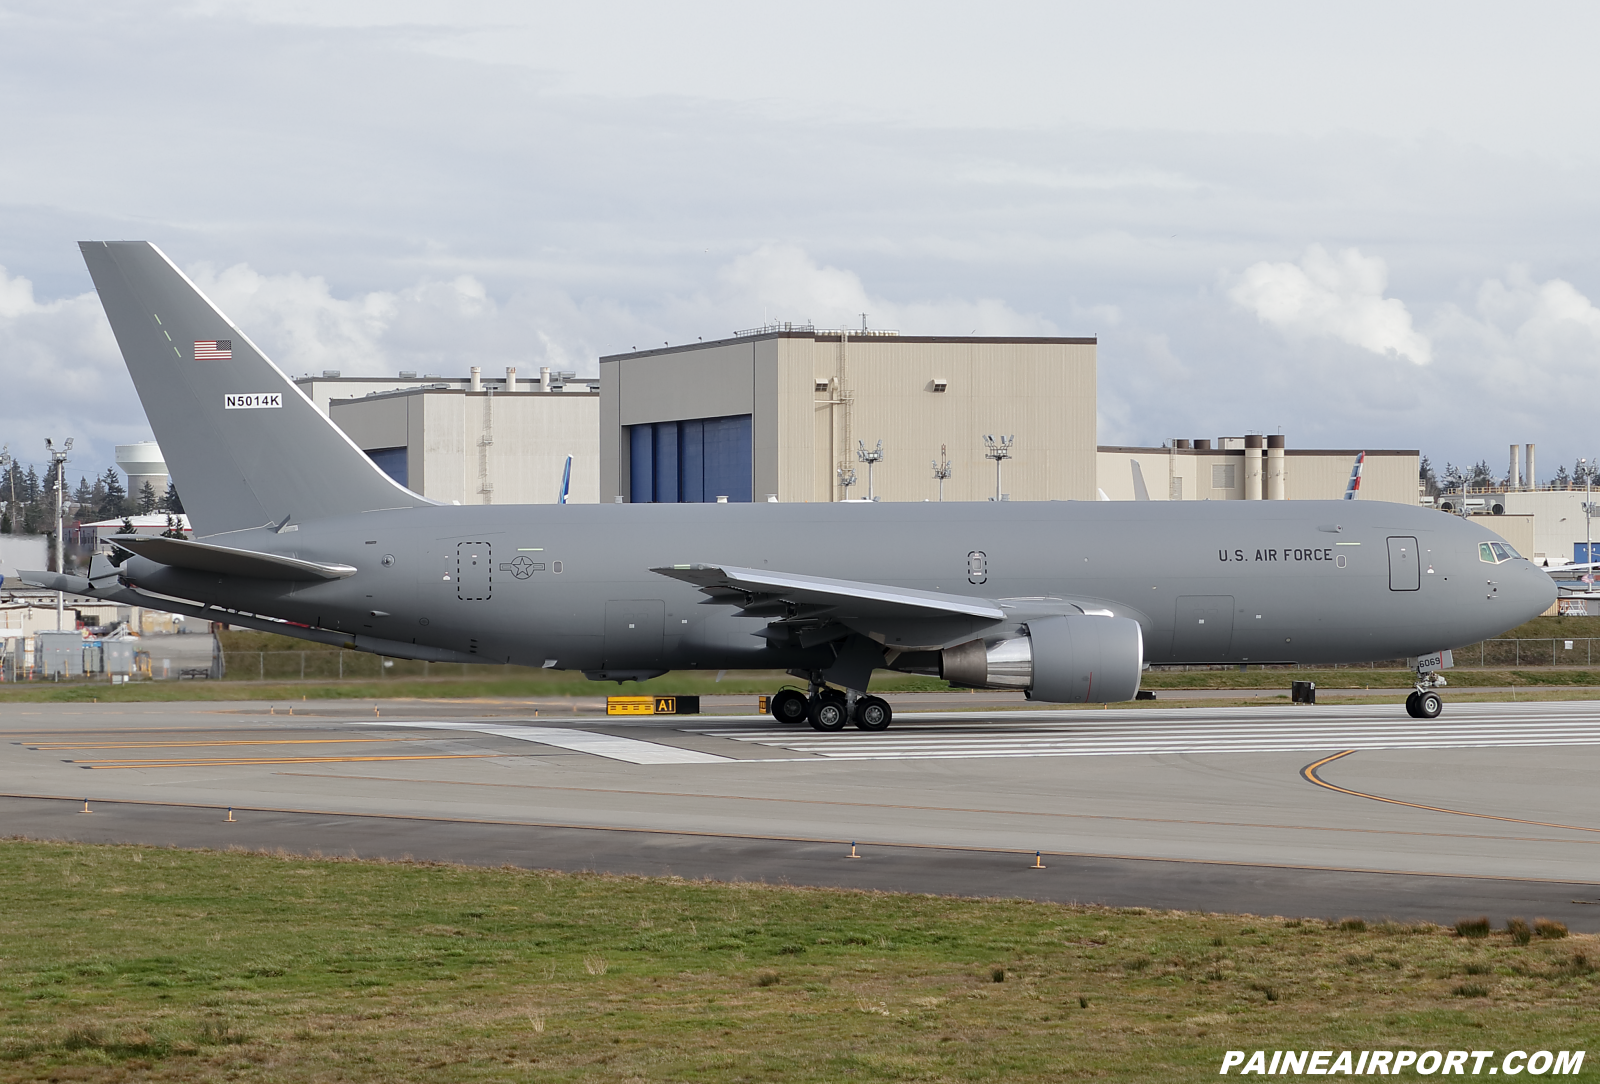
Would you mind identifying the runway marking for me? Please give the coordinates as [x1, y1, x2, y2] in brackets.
[350, 721, 730, 765]
[1301, 750, 1600, 835]
[272, 772, 1600, 848]
[75, 754, 501, 770]
[24, 738, 434, 750]
[682, 701, 1600, 760]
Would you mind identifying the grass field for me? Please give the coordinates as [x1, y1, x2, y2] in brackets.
[1, 841, 1595, 1082]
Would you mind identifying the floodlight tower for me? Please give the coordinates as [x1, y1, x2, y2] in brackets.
[45, 437, 72, 631]
[836, 465, 857, 498]
[983, 434, 1013, 502]
[932, 444, 953, 501]
[856, 440, 884, 502]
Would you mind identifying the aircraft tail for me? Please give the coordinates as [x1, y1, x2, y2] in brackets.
[1343, 451, 1366, 500]
[79, 242, 431, 536]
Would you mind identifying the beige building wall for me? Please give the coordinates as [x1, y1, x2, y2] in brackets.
[1502, 490, 1600, 561]
[1096, 447, 1419, 504]
[331, 389, 599, 505]
[601, 332, 1097, 503]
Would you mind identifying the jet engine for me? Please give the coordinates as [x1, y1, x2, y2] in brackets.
[940, 615, 1143, 703]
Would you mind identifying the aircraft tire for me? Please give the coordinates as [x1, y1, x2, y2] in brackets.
[808, 696, 849, 731]
[1418, 691, 1443, 719]
[852, 696, 892, 731]
[1404, 691, 1421, 718]
[770, 689, 810, 725]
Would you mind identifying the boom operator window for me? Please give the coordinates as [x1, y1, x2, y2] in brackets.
[1479, 541, 1520, 563]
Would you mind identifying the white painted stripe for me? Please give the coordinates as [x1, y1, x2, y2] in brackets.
[678, 701, 1600, 761]
[355, 721, 729, 764]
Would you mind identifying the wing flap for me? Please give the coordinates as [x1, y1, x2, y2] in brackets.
[653, 563, 1005, 620]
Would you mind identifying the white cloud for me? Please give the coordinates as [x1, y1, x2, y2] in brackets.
[1229, 245, 1432, 365]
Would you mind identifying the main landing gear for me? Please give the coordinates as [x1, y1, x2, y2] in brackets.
[1405, 667, 1446, 719]
[768, 682, 893, 731]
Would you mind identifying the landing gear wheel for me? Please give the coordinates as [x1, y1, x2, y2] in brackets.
[808, 694, 849, 731]
[852, 695, 892, 731]
[770, 689, 810, 725]
[1417, 691, 1443, 719]
[1404, 691, 1421, 718]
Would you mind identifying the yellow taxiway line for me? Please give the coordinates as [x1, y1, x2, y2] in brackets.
[1300, 750, 1600, 834]
[75, 754, 502, 770]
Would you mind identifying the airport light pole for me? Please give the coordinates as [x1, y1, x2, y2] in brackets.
[45, 437, 72, 631]
[835, 465, 857, 498]
[856, 440, 883, 502]
[1584, 457, 1595, 565]
[983, 435, 1013, 502]
[932, 444, 952, 501]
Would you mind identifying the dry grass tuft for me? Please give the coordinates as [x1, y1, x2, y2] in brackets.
[1536, 918, 1569, 940]
[1454, 916, 1492, 939]
[1507, 917, 1532, 945]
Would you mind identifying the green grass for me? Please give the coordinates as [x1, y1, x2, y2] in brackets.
[0, 841, 1595, 1082]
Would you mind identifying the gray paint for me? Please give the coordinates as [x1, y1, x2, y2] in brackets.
[56, 242, 1557, 711]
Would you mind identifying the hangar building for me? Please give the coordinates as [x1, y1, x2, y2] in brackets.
[297, 366, 601, 505]
[600, 327, 1099, 504]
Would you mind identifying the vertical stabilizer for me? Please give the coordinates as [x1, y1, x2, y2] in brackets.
[79, 242, 430, 536]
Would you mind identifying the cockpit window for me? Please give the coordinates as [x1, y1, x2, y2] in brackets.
[1480, 541, 1521, 563]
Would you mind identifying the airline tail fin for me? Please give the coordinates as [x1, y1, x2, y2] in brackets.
[1343, 451, 1366, 500]
[1130, 459, 1150, 501]
[79, 242, 431, 536]
[558, 454, 573, 505]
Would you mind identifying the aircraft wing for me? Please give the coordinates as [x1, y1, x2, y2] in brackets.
[651, 563, 1007, 650]
[112, 535, 357, 581]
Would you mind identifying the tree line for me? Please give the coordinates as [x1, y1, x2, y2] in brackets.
[1419, 456, 1600, 496]
[0, 459, 181, 535]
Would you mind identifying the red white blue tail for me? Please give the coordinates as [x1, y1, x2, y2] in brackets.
[1343, 451, 1366, 500]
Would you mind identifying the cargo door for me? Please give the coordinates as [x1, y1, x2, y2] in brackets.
[1387, 536, 1419, 591]
[604, 600, 666, 667]
[456, 541, 492, 601]
[1172, 595, 1235, 661]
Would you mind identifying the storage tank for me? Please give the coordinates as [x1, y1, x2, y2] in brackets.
[115, 442, 168, 503]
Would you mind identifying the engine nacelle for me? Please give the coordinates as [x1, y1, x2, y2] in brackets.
[940, 615, 1144, 703]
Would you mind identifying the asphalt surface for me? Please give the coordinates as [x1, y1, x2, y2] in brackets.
[5, 696, 1600, 927]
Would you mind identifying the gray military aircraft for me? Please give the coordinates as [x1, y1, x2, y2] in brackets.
[23, 242, 1555, 729]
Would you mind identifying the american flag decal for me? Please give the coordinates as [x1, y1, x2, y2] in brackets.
[194, 339, 233, 360]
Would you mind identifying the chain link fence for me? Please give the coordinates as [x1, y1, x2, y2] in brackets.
[216, 650, 517, 681]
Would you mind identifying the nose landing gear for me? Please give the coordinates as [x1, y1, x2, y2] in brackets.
[1405, 665, 1446, 718]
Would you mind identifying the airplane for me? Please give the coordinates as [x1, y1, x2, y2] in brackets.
[22, 242, 1555, 728]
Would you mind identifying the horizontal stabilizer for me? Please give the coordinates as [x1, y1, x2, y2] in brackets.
[113, 535, 356, 581]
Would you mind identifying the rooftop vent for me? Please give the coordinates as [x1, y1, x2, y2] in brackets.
[322, 369, 341, 378]
[398, 370, 417, 378]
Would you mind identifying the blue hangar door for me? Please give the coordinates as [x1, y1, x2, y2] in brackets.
[629, 415, 752, 502]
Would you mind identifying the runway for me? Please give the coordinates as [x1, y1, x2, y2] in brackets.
[4, 697, 1600, 928]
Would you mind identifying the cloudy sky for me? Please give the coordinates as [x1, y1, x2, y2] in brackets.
[4, 0, 1600, 485]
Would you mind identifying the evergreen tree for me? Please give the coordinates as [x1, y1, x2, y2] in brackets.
[137, 481, 158, 515]
[73, 476, 92, 506]
[90, 476, 106, 510]
[1470, 459, 1495, 488]
[23, 465, 38, 504]
[97, 467, 126, 520]
[1555, 464, 1572, 489]
[163, 481, 183, 514]
[1418, 455, 1439, 497]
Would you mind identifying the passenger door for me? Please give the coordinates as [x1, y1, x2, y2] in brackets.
[1387, 536, 1419, 591]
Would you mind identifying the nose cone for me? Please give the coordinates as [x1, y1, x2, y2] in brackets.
[1515, 560, 1559, 623]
